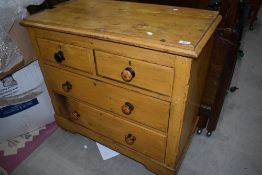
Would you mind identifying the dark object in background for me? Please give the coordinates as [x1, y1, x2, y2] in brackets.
[27, 0, 68, 14]
[198, 28, 239, 137]
[198, 0, 247, 137]
[208, 0, 220, 10]
[249, 0, 262, 30]
[229, 86, 239, 92]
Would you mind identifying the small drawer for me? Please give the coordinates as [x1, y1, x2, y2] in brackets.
[63, 98, 167, 162]
[37, 38, 93, 73]
[44, 65, 170, 132]
[95, 51, 174, 96]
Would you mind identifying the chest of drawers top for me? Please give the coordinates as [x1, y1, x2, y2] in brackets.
[21, 0, 221, 58]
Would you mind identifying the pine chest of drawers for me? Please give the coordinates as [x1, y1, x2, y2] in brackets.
[21, 0, 221, 174]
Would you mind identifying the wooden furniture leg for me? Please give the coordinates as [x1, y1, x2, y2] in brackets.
[196, 105, 210, 134]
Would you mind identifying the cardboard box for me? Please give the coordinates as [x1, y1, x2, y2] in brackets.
[0, 61, 55, 141]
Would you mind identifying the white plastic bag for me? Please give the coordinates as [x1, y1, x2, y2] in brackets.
[0, 0, 44, 72]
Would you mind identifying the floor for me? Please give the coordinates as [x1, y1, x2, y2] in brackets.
[11, 11, 262, 175]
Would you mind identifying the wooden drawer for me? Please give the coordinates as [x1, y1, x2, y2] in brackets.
[95, 51, 174, 96]
[60, 98, 166, 161]
[44, 65, 170, 132]
[37, 38, 93, 73]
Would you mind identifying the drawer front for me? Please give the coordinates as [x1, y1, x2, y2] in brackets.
[63, 99, 166, 161]
[44, 65, 170, 132]
[95, 51, 174, 96]
[37, 38, 93, 73]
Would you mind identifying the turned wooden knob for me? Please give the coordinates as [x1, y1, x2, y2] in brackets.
[125, 133, 136, 145]
[62, 81, 72, 92]
[54, 50, 65, 63]
[121, 67, 135, 82]
[70, 111, 80, 120]
[121, 102, 134, 115]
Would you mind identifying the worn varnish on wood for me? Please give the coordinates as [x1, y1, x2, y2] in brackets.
[21, 0, 221, 174]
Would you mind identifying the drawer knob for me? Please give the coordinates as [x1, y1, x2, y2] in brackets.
[125, 134, 136, 145]
[54, 50, 65, 63]
[121, 67, 135, 82]
[70, 111, 80, 120]
[62, 81, 72, 92]
[121, 102, 134, 115]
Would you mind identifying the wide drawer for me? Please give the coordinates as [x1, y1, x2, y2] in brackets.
[95, 51, 174, 96]
[44, 65, 170, 132]
[60, 98, 166, 161]
[37, 38, 93, 73]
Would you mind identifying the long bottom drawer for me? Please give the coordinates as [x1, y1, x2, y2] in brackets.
[58, 97, 167, 162]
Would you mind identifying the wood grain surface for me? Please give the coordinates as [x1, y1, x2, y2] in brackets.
[21, 0, 221, 57]
[44, 65, 170, 132]
[37, 38, 94, 73]
[63, 98, 167, 161]
[95, 51, 174, 96]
